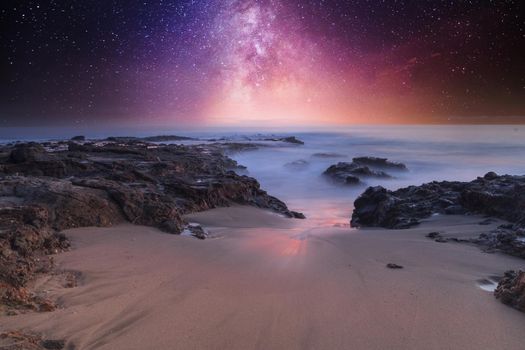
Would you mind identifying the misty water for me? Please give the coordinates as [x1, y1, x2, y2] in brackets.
[228, 126, 525, 226]
[2, 125, 525, 227]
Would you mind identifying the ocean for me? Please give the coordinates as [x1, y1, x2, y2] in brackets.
[2, 125, 525, 226]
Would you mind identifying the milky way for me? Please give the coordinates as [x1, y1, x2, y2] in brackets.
[1, 0, 524, 126]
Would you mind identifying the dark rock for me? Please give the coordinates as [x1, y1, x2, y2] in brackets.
[184, 223, 209, 240]
[386, 263, 403, 269]
[9, 143, 47, 163]
[70, 135, 85, 141]
[281, 136, 304, 145]
[351, 186, 422, 228]
[426, 232, 441, 239]
[473, 229, 525, 259]
[352, 157, 407, 170]
[290, 211, 306, 219]
[41, 339, 66, 349]
[484, 171, 499, 180]
[494, 270, 525, 312]
[345, 175, 361, 185]
[351, 173, 525, 259]
[323, 162, 391, 185]
[311, 152, 346, 158]
[352, 174, 525, 231]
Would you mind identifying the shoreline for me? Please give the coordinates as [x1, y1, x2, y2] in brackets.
[1, 206, 525, 349]
[1, 134, 525, 349]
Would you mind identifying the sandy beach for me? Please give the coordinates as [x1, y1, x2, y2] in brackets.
[1, 206, 524, 350]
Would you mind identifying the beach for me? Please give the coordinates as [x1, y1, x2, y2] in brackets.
[1, 206, 524, 349]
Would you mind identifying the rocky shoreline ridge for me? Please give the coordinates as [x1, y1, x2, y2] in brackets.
[323, 157, 407, 185]
[0, 137, 304, 314]
[351, 172, 525, 312]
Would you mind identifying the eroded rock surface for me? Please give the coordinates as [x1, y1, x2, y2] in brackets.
[351, 172, 525, 229]
[323, 157, 406, 185]
[494, 270, 525, 312]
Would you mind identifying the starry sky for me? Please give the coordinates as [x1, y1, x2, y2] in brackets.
[1, 0, 524, 127]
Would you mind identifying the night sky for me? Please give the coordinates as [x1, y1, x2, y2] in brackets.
[1, 0, 524, 127]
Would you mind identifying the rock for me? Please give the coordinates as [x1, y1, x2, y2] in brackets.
[494, 270, 525, 312]
[70, 135, 85, 141]
[41, 339, 66, 349]
[426, 232, 441, 239]
[386, 263, 403, 269]
[345, 175, 361, 185]
[281, 136, 304, 145]
[0, 137, 304, 310]
[0, 331, 65, 350]
[352, 157, 407, 170]
[351, 186, 421, 228]
[484, 171, 499, 180]
[290, 211, 306, 219]
[311, 152, 346, 158]
[473, 229, 525, 259]
[183, 223, 209, 240]
[351, 173, 525, 259]
[323, 156, 406, 186]
[352, 174, 525, 231]
[323, 162, 391, 185]
[8, 143, 47, 163]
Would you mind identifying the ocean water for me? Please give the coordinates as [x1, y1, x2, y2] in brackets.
[227, 126, 525, 226]
[1, 125, 525, 226]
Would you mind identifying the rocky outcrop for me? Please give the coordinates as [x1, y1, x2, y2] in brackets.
[323, 157, 406, 185]
[0, 330, 65, 350]
[311, 153, 346, 158]
[352, 157, 407, 170]
[494, 270, 525, 312]
[351, 172, 525, 229]
[0, 139, 304, 311]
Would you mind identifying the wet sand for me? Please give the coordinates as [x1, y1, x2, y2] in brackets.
[1, 206, 525, 349]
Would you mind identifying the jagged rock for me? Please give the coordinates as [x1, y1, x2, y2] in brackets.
[494, 270, 525, 312]
[351, 173, 525, 230]
[70, 135, 85, 141]
[352, 157, 407, 170]
[323, 157, 405, 186]
[351, 172, 525, 259]
[351, 186, 421, 228]
[280, 136, 304, 145]
[182, 223, 209, 240]
[323, 162, 391, 185]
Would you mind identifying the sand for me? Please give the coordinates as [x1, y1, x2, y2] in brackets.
[1, 206, 525, 350]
